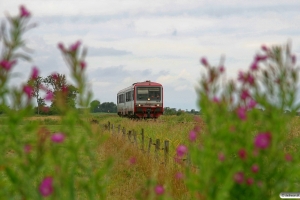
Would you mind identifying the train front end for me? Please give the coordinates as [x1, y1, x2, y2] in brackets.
[134, 81, 163, 119]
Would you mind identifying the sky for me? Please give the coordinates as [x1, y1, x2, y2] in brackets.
[1, 0, 300, 110]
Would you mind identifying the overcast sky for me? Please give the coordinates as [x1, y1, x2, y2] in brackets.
[1, 0, 300, 110]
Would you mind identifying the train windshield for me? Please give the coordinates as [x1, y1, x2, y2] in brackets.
[136, 87, 161, 101]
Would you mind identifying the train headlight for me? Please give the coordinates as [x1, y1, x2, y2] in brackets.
[147, 98, 150, 101]
[156, 104, 159, 106]
[138, 104, 141, 106]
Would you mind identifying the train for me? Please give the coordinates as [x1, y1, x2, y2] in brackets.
[117, 80, 164, 118]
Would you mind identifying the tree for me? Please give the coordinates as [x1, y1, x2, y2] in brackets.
[90, 100, 100, 113]
[43, 73, 78, 114]
[27, 76, 43, 114]
[99, 102, 117, 113]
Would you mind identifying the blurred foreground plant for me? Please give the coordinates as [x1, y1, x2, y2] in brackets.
[0, 6, 112, 199]
[183, 44, 300, 199]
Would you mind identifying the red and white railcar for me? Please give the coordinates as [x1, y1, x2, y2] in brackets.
[117, 80, 163, 118]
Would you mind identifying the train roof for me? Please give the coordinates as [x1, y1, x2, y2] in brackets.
[117, 80, 162, 94]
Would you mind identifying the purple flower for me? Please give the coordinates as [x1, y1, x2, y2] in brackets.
[51, 133, 65, 143]
[261, 45, 268, 52]
[238, 149, 247, 160]
[255, 54, 268, 62]
[189, 130, 197, 142]
[213, 96, 220, 103]
[58, 43, 65, 51]
[31, 66, 39, 79]
[240, 89, 250, 100]
[250, 61, 259, 71]
[45, 91, 53, 101]
[246, 178, 254, 185]
[39, 177, 53, 197]
[251, 164, 259, 173]
[176, 145, 187, 157]
[218, 152, 225, 161]
[175, 172, 184, 179]
[200, 57, 208, 67]
[285, 154, 292, 162]
[237, 106, 247, 121]
[80, 61, 86, 70]
[254, 132, 271, 149]
[0, 60, 16, 71]
[155, 185, 164, 195]
[129, 157, 136, 165]
[69, 41, 81, 52]
[20, 5, 30, 18]
[24, 144, 31, 154]
[23, 85, 33, 98]
[247, 99, 257, 109]
[233, 172, 244, 184]
[219, 66, 225, 73]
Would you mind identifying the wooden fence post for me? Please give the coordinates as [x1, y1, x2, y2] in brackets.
[128, 130, 132, 142]
[108, 121, 110, 131]
[118, 125, 120, 134]
[164, 140, 169, 165]
[148, 138, 152, 154]
[155, 139, 160, 160]
[141, 129, 144, 151]
[122, 127, 126, 138]
[111, 124, 114, 134]
[133, 130, 137, 147]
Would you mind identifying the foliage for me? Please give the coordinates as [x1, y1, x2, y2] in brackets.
[90, 99, 100, 113]
[0, 6, 111, 199]
[98, 102, 117, 113]
[184, 44, 300, 199]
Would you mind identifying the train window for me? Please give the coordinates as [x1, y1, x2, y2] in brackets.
[118, 94, 125, 103]
[137, 87, 161, 101]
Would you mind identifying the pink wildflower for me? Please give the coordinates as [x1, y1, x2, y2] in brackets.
[248, 99, 257, 109]
[285, 154, 292, 162]
[69, 41, 81, 52]
[254, 132, 271, 149]
[246, 178, 254, 185]
[219, 65, 225, 73]
[52, 73, 59, 81]
[39, 177, 53, 197]
[24, 144, 31, 154]
[80, 61, 86, 70]
[58, 43, 65, 51]
[200, 57, 208, 67]
[237, 106, 247, 121]
[247, 74, 255, 85]
[31, 66, 39, 79]
[233, 172, 244, 184]
[175, 172, 184, 179]
[218, 152, 225, 162]
[189, 130, 197, 142]
[261, 45, 268, 52]
[62, 85, 68, 94]
[0, 60, 16, 71]
[45, 91, 53, 101]
[250, 61, 259, 71]
[51, 133, 65, 143]
[240, 89, 250, 100]
[213, 96, 220, 103]
[176, 145, 187, 157]
[23, 85, 33, 98]
[255, 54, 268, 62]
[238, 149, 247, 160]
[155, 185, 164, 195]
[129, 157, 136, 165]
[251, 164, 259, 173]
[20, 5, 30, 18]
